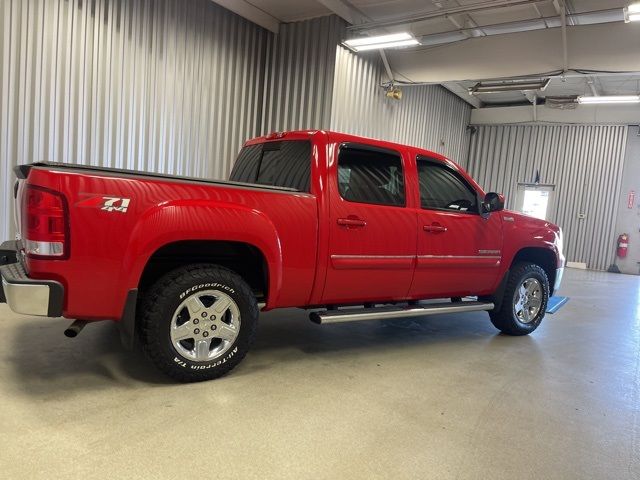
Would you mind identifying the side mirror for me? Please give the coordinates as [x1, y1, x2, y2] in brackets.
[482, 192, 504, 214]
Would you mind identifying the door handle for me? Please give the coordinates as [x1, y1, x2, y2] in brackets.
[337, 217, 367, 228]
[423, 223, 447, 233]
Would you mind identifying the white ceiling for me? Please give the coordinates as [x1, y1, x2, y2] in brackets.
[222, 0, 640, 107]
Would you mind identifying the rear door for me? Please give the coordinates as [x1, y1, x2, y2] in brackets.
[321, 143, 417, 304]
[409, 156, 503, 298]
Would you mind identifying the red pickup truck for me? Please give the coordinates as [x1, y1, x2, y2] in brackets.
[1, 130, 564, 382]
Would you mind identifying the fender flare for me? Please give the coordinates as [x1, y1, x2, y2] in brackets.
[120, 200, 283, 308]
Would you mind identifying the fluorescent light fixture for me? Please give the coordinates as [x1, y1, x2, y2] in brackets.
[469, 79, 550, 95]
[624, 2, 640, 22]
[343, 32, 419, 52]
[351, 39, 419, 51]
[577, 95, 640, 104]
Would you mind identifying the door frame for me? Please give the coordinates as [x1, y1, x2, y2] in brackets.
[514, 183, 556, 221]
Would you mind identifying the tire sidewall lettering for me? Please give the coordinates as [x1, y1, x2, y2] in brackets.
[179, 283, 235, 299]
[173, 346, 239, 370]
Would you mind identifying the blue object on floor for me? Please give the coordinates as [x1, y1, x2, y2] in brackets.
[546, 296, 569, 314]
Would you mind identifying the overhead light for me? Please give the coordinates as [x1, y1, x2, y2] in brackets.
[343, 32, 419, 52]
[577, 95, 640, 104]
[469, 79, 550, 95]
[624, 2, 640, 22]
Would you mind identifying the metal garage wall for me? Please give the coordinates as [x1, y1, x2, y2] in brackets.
[0, 0, 268, 241]
[330, 46, 471, 164]
[261, 15, 344, 132]
[466, 124, 628, 270]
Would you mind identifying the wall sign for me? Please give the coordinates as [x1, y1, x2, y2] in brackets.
[628, 190, 636, 209]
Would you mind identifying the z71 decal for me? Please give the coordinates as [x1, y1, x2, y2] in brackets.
[77, 196, 131, 213]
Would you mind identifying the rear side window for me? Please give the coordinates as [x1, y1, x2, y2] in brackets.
[338, 145, 405, 207]
[230, 140, 311, 192]
[417, 157, 478, 213]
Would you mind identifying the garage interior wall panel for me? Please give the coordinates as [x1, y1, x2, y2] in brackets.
[0, 0, 268, 240]
[330, 46, 471, 164]
[261, 15, 344, 132]
[466, 124, 628, 270]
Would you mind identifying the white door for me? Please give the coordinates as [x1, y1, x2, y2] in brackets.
[515, 184, 555, 220]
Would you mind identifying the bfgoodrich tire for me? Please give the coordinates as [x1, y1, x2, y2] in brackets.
[489, 262, 549, 336]
[139, 264, 258, 382]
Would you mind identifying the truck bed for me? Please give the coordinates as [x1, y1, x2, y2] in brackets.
[14, 162, 300, 193]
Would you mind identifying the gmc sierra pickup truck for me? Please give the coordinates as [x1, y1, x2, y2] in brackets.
[0, 130, 564, 382]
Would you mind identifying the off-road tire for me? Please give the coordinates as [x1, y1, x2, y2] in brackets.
[139, 264, 258, 382]
[489, 262, 549, 336]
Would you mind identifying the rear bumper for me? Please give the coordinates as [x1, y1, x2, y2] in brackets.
[0, 240, 64, 317]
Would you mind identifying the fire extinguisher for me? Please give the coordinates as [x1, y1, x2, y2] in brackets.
[617, 233, 629, 258]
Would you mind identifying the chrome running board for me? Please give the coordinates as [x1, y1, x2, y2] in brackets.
[309, 301, 494, 325]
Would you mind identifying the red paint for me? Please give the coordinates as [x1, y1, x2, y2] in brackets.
[16, 130, 564, 322]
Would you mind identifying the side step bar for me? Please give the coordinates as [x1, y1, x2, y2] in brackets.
[309, 301, 494, 325]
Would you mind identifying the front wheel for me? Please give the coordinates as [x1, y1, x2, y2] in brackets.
[489, 262, 549, 336]
[139, 264, 258, 382]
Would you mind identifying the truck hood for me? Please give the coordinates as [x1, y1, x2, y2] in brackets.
[502, 209, 561, 233]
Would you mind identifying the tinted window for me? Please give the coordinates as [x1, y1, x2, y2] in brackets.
[229, 141, 311, 192]
[417, 158, 478, 213]
[338, 145, 405, 207]
[230, 145, 262, 183]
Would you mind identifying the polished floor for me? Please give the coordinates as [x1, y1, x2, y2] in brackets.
[0, 268, 638, 479]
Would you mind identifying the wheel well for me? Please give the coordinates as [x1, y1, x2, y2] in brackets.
[139, 241, 268, 302]
[512, 247, 557, 295]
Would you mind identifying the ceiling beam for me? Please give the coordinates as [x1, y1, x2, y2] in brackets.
[587, 77, 600, 96]
[554, 0, 568, 72]
[441, 82, 483, 108]
[387, 21, 640, 83]
[316, 0, 369, 25]
[347, 0, 541, 31]
[471, 103, 640, 125]
[211, 0, 280, 33]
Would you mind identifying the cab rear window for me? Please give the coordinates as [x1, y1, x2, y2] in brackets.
[230, 141, 311, 192]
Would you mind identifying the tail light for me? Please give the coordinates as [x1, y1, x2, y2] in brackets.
[22, 185, 69, 259]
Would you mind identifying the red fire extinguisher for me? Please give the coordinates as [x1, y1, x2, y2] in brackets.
[617, 233, 629, 258]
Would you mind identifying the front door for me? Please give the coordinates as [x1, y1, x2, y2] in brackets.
[321, 143, 417, 304]
[409, 156, 503, 298]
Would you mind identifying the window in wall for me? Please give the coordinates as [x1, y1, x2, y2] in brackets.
[230, 141, 311, 192]
[417, 157, 478, 213]
[338, 145, 405, 207]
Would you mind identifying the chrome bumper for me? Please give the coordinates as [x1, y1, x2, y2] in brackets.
[0, 241, 64, 317]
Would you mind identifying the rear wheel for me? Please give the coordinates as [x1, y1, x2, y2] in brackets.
[489, 262, 549, 336]
[139, 264, 258, 382]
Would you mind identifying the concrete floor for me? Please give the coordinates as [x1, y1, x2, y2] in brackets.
[0, 268, 638, 479]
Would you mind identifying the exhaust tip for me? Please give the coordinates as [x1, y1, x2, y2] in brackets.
[64, 320, 88, 338]
[63, 328, 78, 338]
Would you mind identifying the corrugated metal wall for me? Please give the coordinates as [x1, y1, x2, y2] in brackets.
[466, 124, 628, 270]
[0, 0, 268, 240]
[261, 15, 344, 132]
[331, 46, 471, 164]
[0, 3, 474, 242]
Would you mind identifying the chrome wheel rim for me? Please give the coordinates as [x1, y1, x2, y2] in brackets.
[513, 278, 543, 324]
[170, 289, 241, 362]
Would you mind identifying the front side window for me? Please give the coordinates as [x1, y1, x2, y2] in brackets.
[230, 140, 311, 192]
[338, 145, 405, 207]
[417, 157, 478, 213]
